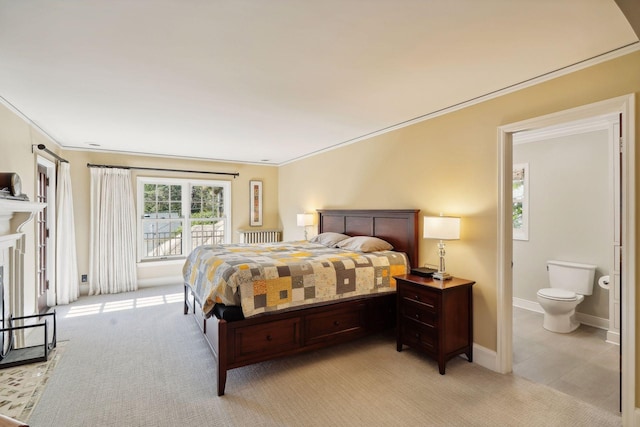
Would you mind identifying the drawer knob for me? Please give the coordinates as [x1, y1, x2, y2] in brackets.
[415, 333, 420, 339]
[334, 321, 340, 326]
[266, 335, 272, 341]
[414, 295, 420, 300]
[415, 314, 420, 320]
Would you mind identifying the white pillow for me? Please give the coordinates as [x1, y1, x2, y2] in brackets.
[335, 236, 394, 252]
[309, 232, 350, 247]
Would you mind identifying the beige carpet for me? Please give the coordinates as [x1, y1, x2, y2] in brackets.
[0, 341, 65, 423]
[28, 285, 622, 426]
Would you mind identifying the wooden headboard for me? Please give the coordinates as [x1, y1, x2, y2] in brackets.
[317, 209, 420, 268]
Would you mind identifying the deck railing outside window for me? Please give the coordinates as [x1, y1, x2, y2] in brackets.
[142, 222, 226, 257]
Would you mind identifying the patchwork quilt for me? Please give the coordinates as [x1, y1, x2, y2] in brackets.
[183, 241, 409, 318]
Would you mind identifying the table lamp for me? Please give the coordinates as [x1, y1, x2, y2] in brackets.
[297, 213, 314, 240]
[423, 215, 460, 280]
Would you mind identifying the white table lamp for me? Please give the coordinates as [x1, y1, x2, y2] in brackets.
[297, 213, 315, 240]
[423, 215, 460, 280]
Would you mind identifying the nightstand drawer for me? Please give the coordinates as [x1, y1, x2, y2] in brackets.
[399, 286, 438, 313]
[401, 302, 437, 326]
[402, 320, 437, 352]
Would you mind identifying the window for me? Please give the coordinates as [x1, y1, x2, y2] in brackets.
[512, 163, 529, 241]
[137, 177, 231, 260]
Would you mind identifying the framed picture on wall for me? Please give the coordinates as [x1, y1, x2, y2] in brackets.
[250, 180, 263, 226]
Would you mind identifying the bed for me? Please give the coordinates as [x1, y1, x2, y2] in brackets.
[183, 209, 419, 395]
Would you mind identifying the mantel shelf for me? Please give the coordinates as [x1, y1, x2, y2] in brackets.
[0, 199, 46, 235]
[0, 199, 46, 215]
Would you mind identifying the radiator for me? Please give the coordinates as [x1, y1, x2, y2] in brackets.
[238, 229, 282, 244]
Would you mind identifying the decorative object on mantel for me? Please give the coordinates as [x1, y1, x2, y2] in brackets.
[423, 214, 461, 280]
[0, 173, 28, 201]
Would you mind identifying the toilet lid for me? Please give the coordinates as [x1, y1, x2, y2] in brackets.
[537, 288, 577, 301]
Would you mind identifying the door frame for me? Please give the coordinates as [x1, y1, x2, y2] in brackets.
[496, 94, 635, 423]
[36, 156, 56, 308]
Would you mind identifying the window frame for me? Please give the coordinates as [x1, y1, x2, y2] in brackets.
[136, 176, 232, 261]
[512, 163, 529, 241]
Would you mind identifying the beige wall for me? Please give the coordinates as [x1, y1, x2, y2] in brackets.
[62, 150, 279, 290]
[0, 105, 280, 303]
[0, 105, 61, 316]
[279, 50, 640, 393]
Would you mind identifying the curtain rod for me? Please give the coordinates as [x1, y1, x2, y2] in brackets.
[86, 163, 239, 178]
[33, 144, 69, 163]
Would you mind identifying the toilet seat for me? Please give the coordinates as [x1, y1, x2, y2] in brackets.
[537, 288, 577, 301]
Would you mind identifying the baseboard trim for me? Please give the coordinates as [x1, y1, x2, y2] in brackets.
[472, 343, 498, 372]
[607, 330, 621, 345]
[513, 297, 543, 313]
[137, 276, 183, 288]
[576, 311, 609, 331]
[513, 297, 610, 331]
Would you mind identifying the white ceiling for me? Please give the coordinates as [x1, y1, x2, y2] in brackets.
[0, 1, 637, 165]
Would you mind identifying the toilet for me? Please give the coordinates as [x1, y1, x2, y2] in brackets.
[536, 260, 597, 333]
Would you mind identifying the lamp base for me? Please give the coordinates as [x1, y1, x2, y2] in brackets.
[432, 271, 452, 281]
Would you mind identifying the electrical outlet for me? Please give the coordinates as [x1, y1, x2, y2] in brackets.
[81, 274, 87, 283]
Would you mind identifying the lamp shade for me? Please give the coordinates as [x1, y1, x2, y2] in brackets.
[423, 216, 460, 240]
[297, 213, 314, 227]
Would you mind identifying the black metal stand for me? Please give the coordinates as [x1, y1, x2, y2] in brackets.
[0, 311, 56, 369]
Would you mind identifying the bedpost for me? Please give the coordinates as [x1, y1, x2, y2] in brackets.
[217, 318, 228, 396]
[183, 284, 189, 315]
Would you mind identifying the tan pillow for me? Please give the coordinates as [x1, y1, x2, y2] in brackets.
[309, 232, 350, 247]
[335, 236, 393, 252]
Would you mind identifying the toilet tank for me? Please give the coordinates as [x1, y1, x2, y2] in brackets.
[547, 260, 597, 295]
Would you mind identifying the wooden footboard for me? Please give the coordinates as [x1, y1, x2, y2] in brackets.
[184, 284, 395, 396]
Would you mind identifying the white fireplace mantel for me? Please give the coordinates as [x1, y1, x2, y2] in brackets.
[0, 199, 46, 235]
[0, 199, 46, 346]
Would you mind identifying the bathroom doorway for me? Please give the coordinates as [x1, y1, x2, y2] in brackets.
[509, 115, 620, 413]
[496, 94, 635, 424]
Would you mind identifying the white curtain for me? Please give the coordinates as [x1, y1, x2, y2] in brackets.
[55, 162, 79, 304]
[89, 168, 137, 295]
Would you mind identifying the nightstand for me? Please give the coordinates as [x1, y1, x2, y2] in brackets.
[395, 274, 474, 374]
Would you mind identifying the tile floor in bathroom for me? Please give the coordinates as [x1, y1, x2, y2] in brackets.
[513, 306, 620, 415]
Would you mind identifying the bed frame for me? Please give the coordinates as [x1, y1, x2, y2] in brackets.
[184, 209, 419, 395]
